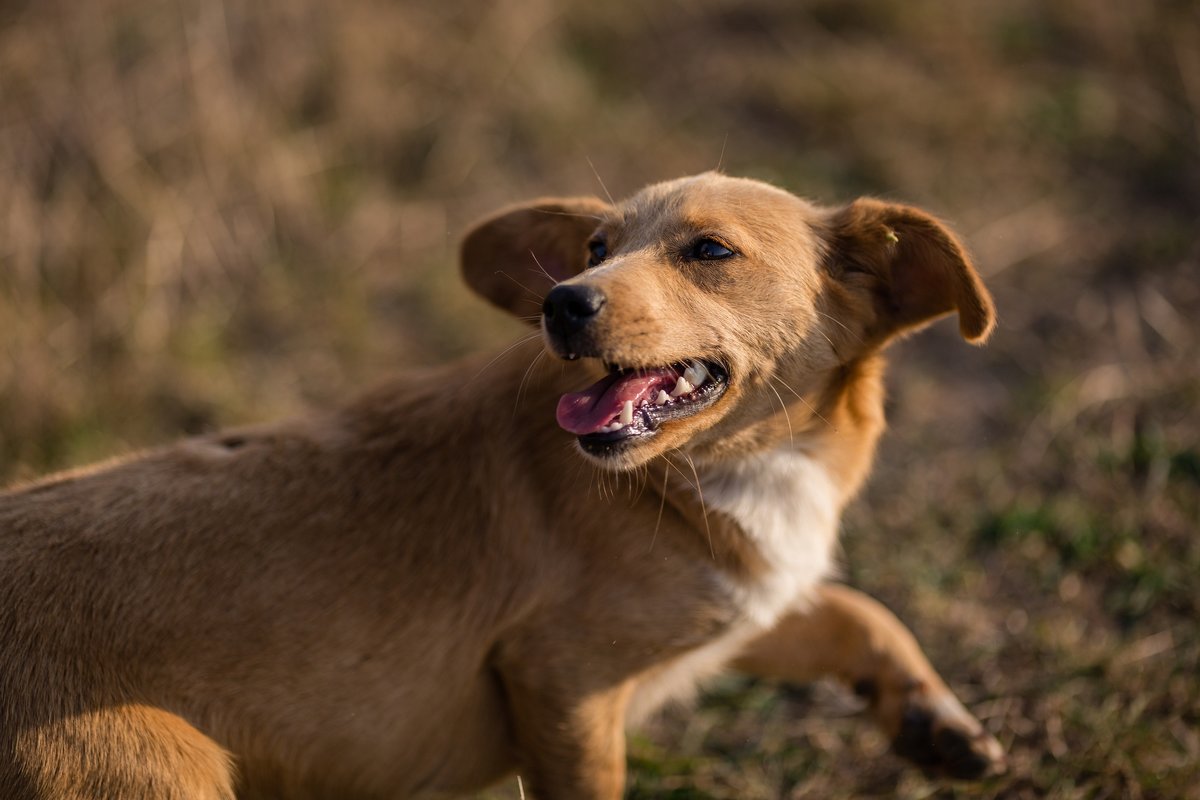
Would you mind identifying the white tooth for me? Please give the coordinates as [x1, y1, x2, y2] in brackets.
[655, 389, 670, 405]
[619, 400, 634, 425]
[669, 376, 694, 397]
[683, 362, 708, 387]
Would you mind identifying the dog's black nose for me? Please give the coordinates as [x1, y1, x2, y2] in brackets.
[543, 284, 607, 337]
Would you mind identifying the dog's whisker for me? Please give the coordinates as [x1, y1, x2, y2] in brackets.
[513, 350, 548, 416]
[684, 453, 715, 562]
[665, 452, 714, 561]
[715, 131, 729, 173]
[637, 464, 650, 499]
[467, 332, 543, 386]
[530, 208, 605, 222]
[527, 250, 559, 287]
[814, 308, 862, 345]
[772, 374, 837, 432]
[495, 269, 544, 299]
[660, 454, 688, 489]
[767, 379, 796, 449]
[592, 465, 613, 502]
[587, 464, 602, 501]
[648, 461, 670, 555]
[630, 463, 651, 505]
[585, 156, 615, 206]
[805, 320, 843, 360]
[819, 331, 842, 361]
[569, 447, 591, 497]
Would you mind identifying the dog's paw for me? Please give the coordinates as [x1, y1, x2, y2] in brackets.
[890, 689, 1006, 779]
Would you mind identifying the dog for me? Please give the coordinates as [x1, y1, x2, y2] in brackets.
[0, 172, 1004, 798]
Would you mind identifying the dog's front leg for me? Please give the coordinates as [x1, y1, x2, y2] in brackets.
[497, 656, 632, 800]
[732, 583, 1005, 778]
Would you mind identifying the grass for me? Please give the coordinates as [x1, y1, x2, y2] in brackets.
[2, 0, 1198, 796]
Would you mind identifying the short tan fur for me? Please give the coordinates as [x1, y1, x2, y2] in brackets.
[1, 173, 1002, 798]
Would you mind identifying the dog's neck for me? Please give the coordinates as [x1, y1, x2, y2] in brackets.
[664, 350, 891, 599]
[346, 336, 887, 608]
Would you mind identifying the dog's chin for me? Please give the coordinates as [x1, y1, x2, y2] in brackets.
[562, 359, 731, 471]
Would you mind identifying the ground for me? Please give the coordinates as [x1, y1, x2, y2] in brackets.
[1, 1, 1197, 797]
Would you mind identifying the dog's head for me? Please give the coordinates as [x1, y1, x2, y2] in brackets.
[461, 173, 994, 469]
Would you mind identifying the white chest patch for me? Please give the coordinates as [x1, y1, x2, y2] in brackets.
[628, 450, 842, 723]
[702, 449, 842, 627]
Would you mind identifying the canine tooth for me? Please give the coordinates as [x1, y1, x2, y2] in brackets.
[669, 376, 694, 397]
[683, 362, 708, 387]
[619, 400, 634, 425]
[655, 390, 670, 405]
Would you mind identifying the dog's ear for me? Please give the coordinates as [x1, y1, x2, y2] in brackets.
[825, 198, 995, 346]
[460, 197, 612, 321]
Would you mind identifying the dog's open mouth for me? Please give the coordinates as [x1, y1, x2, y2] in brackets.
[556, 360, 729, 451]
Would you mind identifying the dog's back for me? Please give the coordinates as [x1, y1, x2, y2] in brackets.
[0, 366, 531, 797]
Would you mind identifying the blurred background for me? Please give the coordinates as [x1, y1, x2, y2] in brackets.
[1, 0, 1197, 796]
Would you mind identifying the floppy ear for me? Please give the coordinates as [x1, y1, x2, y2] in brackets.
[459, 197, 612, 321]
[825, 198, 995, 346]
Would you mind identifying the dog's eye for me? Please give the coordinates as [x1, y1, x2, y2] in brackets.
[587, 238, 608, 267]
[690, 238, 736, 260]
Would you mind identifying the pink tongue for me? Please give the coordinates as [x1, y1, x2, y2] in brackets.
[556, 368, 677, 435]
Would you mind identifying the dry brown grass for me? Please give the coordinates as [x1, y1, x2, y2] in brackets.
[2, 1, 1198, 797]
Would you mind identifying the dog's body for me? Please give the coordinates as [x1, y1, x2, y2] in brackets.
[1, 174, 1003, 799]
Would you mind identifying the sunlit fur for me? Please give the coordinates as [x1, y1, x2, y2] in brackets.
[0, 173, 1002, 798]
[467, 174, 992, 473]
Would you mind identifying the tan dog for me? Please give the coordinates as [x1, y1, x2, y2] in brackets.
[0, 173, 1003, 799]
